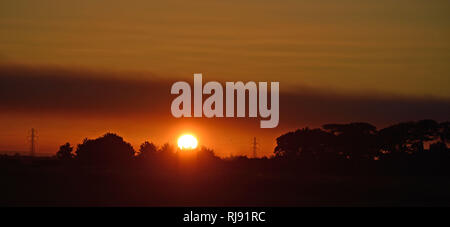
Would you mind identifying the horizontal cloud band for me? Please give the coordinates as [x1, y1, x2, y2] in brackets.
[0, 64, 449, 127]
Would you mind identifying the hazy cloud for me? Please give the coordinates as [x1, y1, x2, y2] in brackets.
[0, 64, 449, 127]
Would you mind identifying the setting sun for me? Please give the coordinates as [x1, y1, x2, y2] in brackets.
[177, 134, 198, 150]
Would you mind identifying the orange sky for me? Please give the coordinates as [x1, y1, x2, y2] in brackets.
[0, 1, 449, 156]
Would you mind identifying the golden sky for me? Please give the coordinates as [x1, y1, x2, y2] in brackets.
[0, 0, 449, 156]
[2, 0, 450, 96]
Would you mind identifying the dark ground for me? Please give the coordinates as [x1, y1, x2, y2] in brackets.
[2, 156, 450, 206]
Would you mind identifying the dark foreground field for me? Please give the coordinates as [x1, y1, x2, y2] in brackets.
[2, 157, 450, 206]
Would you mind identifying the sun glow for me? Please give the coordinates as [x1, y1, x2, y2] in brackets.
[177, 134, 198, 150]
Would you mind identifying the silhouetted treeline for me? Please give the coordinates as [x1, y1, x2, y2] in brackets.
[51, 119, 450, 170]
[2, 119, 450, 206]
[55, 133, 220, 168]
[275, 119, 449, 160]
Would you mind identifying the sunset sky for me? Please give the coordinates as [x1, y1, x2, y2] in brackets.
[1, 0, 449, 156]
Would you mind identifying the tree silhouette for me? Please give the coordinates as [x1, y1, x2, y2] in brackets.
[378, 120, 440, 155]
[426, 121, 449, 156]
[274, 130, 300, 158]
[138, 141, 157, 159]
[409, 119, 439, 152]
[322, 122, 377, 159]
[438, 121, 450, 145]
[275, 120, 449, 161]
[56, 142, 74, 160]
[429, 141, 448, 153]
[159, 143, 175, 154]
[197, 146, 219, 161]
[274, 127, 333, 159]
[378, 121, 415, 154]
[75, 133, 135, 165]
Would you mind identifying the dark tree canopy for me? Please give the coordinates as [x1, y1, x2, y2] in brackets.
[274, 127, 333, 159]
[75, 133, 135, 164]
[138, 141, 158, 159]
[197, 146, 219, 161]
[275, 120, 449, 160]
[323, 122, 376, 136]
[323, 122, 378, 159]
[439, 121, 450, 143]
[56, 142, 74, 160]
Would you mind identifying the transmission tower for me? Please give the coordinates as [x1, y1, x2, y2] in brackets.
[29, 128, 37, 157]
[252, 137, 258, 158]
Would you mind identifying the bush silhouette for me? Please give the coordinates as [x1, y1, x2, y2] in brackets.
[56, 142, 74, 160]
[75, 133, 135, 165]
[138, 141, 158, 159]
